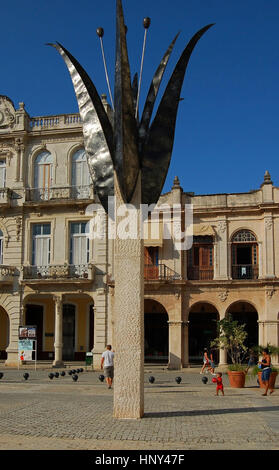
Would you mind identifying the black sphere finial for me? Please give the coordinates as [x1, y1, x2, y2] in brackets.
[143, 17, 151, 29]
[97, 27, 104, 38]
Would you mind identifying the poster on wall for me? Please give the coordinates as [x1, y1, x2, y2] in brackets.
[19, 326, 37, 339]
[18, 326, 37, 369]
[18, 339, 34, 361]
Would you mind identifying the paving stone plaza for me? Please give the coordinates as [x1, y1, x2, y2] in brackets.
[0, 364, 278, 451]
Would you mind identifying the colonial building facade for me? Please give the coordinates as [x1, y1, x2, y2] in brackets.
[0, 95, 278, 369]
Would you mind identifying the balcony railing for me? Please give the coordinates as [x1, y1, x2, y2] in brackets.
[144, 264, 181, 281]
[22, 264, 94, 281]
[26, 185, 94, 202]
[0, 265, 17, 282]
[29, 113, 82, 130]
[231, 264, 258, 280]
[187, 266, 214, 280]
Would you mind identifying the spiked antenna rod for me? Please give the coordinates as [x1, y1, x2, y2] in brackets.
[97, 27, 115, 111]
[135, 17, 151, 119]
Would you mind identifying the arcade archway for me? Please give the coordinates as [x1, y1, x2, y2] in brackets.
[0, 307, 9, 359]
[144, 299, 169, 363]
[227, 301, 258, 352]
[189, 302, 219, 364]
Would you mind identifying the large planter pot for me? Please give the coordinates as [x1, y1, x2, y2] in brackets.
[227, 370, 246, 388]
[257, 371, 278, 389]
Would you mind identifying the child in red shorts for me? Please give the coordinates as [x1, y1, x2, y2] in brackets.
[212, 372, 224, 396]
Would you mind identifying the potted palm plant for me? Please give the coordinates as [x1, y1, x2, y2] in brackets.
[211, 314, 248, 388]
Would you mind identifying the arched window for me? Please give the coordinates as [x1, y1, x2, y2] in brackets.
[232, 230, 257, 243]
[231, 230, 258, 279]
[0, 229, 3, 264]
[34, 151, 53, 200]
[71, 149, 91, 198]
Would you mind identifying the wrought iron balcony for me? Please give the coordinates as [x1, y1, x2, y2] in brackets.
[26, 185, 94, 202]
[187, 266, 214, 280]
[144, 264, 181, 281]
[231, 264, 258, 280]
[22, 263, 94, 282]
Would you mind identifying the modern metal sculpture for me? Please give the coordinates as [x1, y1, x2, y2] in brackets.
[48, 0, 213, 419]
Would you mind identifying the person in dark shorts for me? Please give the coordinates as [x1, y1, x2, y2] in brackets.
[101, 345, 115, 389]
[209, 350, 216, 374]
[200, 348, 211, 374]
[258, 348, 274, 396]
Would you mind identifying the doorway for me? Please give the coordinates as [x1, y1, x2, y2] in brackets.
[144, 299, 168, 363]
[25, 304, 44, 360]
[189, 303, 219, 364]
[63, 304, 76, 360]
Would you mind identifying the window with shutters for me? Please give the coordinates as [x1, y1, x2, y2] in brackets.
[187, 236, 214, 280]
[32, 223, 51, 266]
[69, 222, 89, 266]
[0, 161, 6, 188]
[34, 151, 53, 200]
[71, 149, 91, 199]
[144, 247, 159, 279]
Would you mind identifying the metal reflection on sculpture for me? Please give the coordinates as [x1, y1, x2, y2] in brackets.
[48, 0, 214, 212]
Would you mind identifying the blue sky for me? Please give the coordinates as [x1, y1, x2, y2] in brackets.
[1, 0, 279, 195]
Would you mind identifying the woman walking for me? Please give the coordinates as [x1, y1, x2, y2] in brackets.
[200, 348, 211, 374]
[258, 348, 274, 396]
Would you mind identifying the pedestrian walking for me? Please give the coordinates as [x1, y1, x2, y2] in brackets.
[212, 372, 224, 396]
[200, 348, 211, 374]
[258, 348, 274, 396]
[101, 344, 115, 389]
[209, 350, 216, 374]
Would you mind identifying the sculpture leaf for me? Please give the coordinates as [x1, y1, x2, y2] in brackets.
[141, 24, 214, 205]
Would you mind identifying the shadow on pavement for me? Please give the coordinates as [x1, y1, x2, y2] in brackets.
[144, 405, 279, 418]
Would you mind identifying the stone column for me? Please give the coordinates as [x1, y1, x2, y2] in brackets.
[264, 321, 279, 347]
[14, 138, 25, 183]
[113, 173, 144, 419]
[218, 308, 227, 366]
[20, 303, 26, 326]
[258, 320, 265, 346]
[215, 219, 228, 280]
[182, 321, 189, 367]
[168, 321, 182, 370]
[93, 288, 108, 369]
[258, 242, 263, 278]
[264, 215, 275, 278]
[52, 295, 64, 368]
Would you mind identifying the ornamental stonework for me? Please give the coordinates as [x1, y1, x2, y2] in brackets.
[0, 96, 16, 130]
[218, 290, 228, 302]
[266, 289, 275, 299]
[265, 217, 273, 230]
[217, 220, 227, 233]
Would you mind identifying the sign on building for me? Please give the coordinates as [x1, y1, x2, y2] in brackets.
[18, 326, 37, 370]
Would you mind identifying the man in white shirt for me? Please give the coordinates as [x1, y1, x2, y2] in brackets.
[101, 344, 115, 389]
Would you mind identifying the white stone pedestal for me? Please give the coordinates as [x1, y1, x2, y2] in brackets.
[113, 174, 144, 419]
